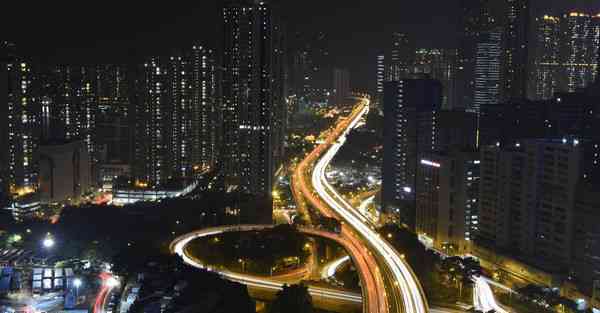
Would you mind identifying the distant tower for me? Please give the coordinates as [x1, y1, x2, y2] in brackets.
[332, 68, 350, 104]
[473, 27, 503, 128]
[502, 0, 530, 101]
[386, 33, 414, 81]
[532, 15, 561, 100]
[561, 12, 600, 92]
[376, 53, 385, 105]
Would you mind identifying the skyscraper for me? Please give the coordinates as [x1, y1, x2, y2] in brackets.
[412, 48, 458, 109]
[382, 79, 443, 228]
[189, 46, 218, 171]
[457, 0, 498, 110]
[532, 15, 561, 100]
[221, 0, 285, 197]
[473, 27, 503, 126]
[376, 53, 385, 105]
[561, 12, 600, 92]
[386, 33, 414, 82]
[332, 68, 350, 105]
[136, 57, 170, 186]
[7, 59, 40, 189]
[502, 0, 530, 101]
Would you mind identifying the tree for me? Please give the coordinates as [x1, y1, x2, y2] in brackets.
[270, 284, 313, 313]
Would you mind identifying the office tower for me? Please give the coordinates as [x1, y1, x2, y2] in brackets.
[332, 68, 350, 105]
[502, 0, 530, 101]
[457, 0, 498, 110]
[7, 59, 40, 190]
[532, 15, 561, 100]
[382, 79, 443, 227]
[386, 33, 414, 81]
[221, 0, 285, 197]
[412, 48, 458, 109]
[562, 13, 600, 92]
[189, 46, 218, 171]
[136, 57, 170, 186]
[473, 27, 503, 125]
[416, 150, 480, 255]
[376, 53, 385, 105]
[478, 139, 582, 271]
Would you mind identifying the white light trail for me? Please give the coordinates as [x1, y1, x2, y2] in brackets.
[311, 99, 429, 313]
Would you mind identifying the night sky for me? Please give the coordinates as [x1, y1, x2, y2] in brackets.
[3, 0, 600, 90]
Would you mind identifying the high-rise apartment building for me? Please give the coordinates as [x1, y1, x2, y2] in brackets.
[478, 139, 583, 271]
[189, 46, 218, 171]
[221, 0, 285, 197]
[532, 15, 561, 100]
[7, 59, 40, 190]
[382, 79, 443, 227]
[136, 57, 170, 186]
[135, 47, 218, 187]
[416, 149, 480, 255]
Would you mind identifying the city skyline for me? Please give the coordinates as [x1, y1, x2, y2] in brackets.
[1, 1, 600, 313]
[4, 0, 599, 91]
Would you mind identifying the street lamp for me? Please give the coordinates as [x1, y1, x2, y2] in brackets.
[73, 278, 82, 298]
[42, 237, 55, 248]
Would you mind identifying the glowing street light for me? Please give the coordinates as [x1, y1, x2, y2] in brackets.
[42, 237, 55, 248]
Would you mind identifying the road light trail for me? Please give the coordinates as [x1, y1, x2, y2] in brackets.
[473, 276, 509, 313]
[322, 255, 351, 279]
[170, 225, 364, 304]
[304, 98, 429, 313]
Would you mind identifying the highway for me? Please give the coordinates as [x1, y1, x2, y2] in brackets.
[170, 225, 363, 306]
[293, 97, 429, 313]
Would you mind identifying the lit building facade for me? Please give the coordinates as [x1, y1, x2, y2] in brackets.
[7, 59, 40, 189]
[473, 27, 503, 125]
[386, 32, 413, 82]
[189, 46, 218, 171]
[221, 0, 286, 197]
[561, 12, 600, 92]
[502, 0, 530, 101]
[136, 57, 170, 186]
[532, 15, 561, 100]
[478, 139, 583, 272]
[376, 53, 385, 105]
[382, 79, 443, 228]
[416, 150, 480, 255]
[412, 48, 458, 109]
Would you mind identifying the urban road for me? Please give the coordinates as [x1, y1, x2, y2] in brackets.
[292, 97, 429, 313]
